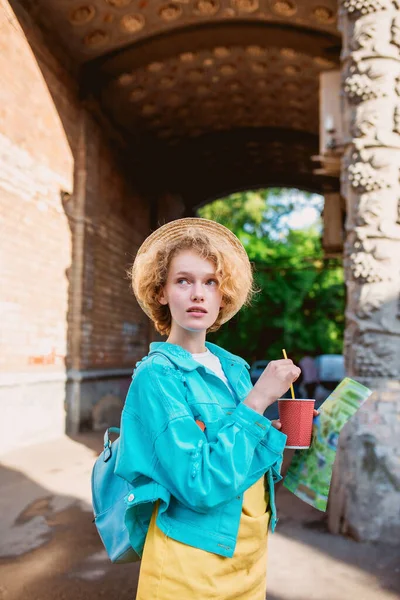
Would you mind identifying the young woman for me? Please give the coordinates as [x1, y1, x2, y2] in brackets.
[116, 218, 302, 599]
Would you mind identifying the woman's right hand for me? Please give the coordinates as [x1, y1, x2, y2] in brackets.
[244, 359, 301, 414]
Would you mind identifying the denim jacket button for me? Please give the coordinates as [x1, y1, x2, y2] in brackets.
[128, 493, 135, 502]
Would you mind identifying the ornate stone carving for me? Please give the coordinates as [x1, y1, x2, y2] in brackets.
[312, 6, 335, 22]
[353, 332, 400, 376]
[219, 64, 237, 75]
[69, 6, 96, 25]
[251, 62, 268, 74]
[339, 0, 400, 536]
[110, 44, 323, 137]
[342, 0, 392, 18]
[351, 105, 380, 138]
[36, 0, 339, 62]
[180, 52, 195, 63]
[355, 192, 382, 225]
[148, 62, 164, 73]
[83, 30, 109, 47]
[347, 185, 400, 236]
[118, 73, 135, 86]
[232, 0, 259, 12]
[120, 14, 145, 33]
[344, 63, 391, 102]
[129, 87, 146, 101]
[345, 219, 397, 279]
[193, 0, 220, 15]
[350, 15, 397, 58]
[272, 0, 297, 16]
[159, 3, 183, 21]
[346, 282, 400, 339]
[355, 283, 387, 317]
[347, 100, 400, 148]
[347, 154, 391, 192]
[246, 45, 266, 57]
[280, 47, 297, 59]
[346, 245, 393, 282]
[214, 46, 231, 58]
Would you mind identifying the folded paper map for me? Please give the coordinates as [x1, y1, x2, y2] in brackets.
[283, 377, 373, 511]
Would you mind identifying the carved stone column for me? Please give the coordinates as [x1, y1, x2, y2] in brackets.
[331, 0, 400, 542]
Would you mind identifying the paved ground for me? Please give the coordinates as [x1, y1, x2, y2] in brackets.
[0, 434, 399, 600]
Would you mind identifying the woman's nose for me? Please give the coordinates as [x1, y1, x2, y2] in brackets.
[191, 283, 204, 301]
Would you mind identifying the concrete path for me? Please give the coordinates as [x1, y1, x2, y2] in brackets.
[0, 434, 398, 600]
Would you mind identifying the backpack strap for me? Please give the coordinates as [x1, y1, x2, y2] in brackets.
[102, 352, 179, 464]
[103, 426, 120, 463]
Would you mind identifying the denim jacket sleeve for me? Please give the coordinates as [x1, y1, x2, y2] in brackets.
[116, 355, 286, 513]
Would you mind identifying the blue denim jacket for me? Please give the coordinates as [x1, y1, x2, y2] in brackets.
[115, 341, 287, 558]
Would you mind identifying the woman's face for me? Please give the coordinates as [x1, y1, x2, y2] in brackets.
[159, 249, 224, 334]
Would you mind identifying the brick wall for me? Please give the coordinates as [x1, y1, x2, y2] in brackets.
[0, 1, 152, 450]
[78, 123, 150, 371]
[0, 1, 76, 376]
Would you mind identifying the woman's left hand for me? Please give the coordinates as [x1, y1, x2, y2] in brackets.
[272, 409, 319, 430]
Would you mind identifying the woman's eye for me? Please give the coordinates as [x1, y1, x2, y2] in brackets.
[176, 278, 217, 285]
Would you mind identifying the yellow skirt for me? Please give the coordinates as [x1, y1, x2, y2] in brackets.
[136, 477, 270, 600]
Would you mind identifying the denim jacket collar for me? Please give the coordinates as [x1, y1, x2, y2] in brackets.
[149, 341, 250, 372]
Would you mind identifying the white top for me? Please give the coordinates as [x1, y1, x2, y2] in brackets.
[191, 348, 235, 397]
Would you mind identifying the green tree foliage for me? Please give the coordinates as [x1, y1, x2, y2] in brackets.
[198, 189, 345, 364]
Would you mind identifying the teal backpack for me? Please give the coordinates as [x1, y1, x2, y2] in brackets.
[91, 351, 175, 563]
[91, 426, 139, 563]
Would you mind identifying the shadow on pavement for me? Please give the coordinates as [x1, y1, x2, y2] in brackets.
[0, 447, 140, 600]
[274, 484, 400, 597]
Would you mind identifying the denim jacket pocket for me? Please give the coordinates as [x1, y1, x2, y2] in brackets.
[190, 401, 224, 429]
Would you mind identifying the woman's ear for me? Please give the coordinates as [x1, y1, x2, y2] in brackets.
[159, 289, 168, 306]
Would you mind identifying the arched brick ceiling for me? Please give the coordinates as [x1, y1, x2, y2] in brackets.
[87, 21, 340, 197]
[19, 0, 341, 200]
[25, 0, 338, 62]
[100, 43, 334, 141]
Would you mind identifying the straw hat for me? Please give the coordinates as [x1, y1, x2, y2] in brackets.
[133, 217, 252, 324]
[136, 217, 249, 259]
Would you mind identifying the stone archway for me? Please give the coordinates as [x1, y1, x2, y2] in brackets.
[4, 0, 399, 543]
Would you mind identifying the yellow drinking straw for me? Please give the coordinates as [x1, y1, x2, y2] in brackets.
[282, 348, 296, 400]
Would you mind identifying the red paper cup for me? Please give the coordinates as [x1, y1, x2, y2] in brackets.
[278, 399, 315, 449]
